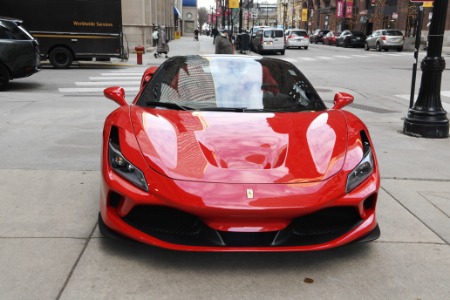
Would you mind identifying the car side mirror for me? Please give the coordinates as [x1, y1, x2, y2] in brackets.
[104, 86, 128, 107]
[332, 92, 354, 109]
[140, 66, 158, 88]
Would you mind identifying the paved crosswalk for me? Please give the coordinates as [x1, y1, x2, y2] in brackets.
[282, 51, 418, 63]
[58, 72, 142, 95]
[395, 92, 450, 111]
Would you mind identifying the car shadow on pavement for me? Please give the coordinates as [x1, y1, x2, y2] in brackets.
[1, 81, 43, 91]
[97, 235, 373, 271]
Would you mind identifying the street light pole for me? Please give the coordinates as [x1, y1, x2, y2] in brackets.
[239, 0, 243, 33]
[403, 0, 449, 138]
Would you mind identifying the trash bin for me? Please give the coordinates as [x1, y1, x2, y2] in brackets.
[239, 33, 250, 53]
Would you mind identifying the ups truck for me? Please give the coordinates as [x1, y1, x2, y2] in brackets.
[1, 0, 127, 68]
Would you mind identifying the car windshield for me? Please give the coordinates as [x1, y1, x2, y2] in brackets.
[273, 30, 283, 38]
[263, 30, 272, 37]
[384, 30, 403, 36]
[291, 31, 307, 37]
[137, 56, 326, 112]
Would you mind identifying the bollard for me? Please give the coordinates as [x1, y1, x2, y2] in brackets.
[135, 46, 145, 65]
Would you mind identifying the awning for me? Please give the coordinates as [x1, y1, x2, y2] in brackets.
[174, 6, 181, 18]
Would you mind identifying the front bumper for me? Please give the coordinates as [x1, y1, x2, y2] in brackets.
[99, 166, 380, 252]
[286, 40, 309, 47]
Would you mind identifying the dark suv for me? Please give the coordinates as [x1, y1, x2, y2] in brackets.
[0, 17, 40, 90]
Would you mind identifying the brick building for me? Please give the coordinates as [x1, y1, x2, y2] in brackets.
[278, 0, 450, 45]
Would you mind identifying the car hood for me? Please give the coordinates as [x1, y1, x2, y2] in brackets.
[130, 106, 348, 184]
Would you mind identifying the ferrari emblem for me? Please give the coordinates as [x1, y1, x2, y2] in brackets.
[246, 189, 254, 199]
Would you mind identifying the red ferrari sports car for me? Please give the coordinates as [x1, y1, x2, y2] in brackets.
[99, 55, 380, 252]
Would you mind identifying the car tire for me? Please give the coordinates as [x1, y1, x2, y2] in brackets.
[49, 47, 73, 69]
[336, 41, 339, 47]
[397, 47, 403, 52]
[0, 64, 10, 91]
[364, 43, 369, 51]
[304, 46, 308, 50]
[376, 43, 381, 52]
[280, 49, 285, 55]
[344, 40, 348, 48]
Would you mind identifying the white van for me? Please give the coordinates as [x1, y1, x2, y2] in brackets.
[252, 28, 285, 55]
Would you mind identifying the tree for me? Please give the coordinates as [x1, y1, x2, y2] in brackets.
[198, 7, 209, 30]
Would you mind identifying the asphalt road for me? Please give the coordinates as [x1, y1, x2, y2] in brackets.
[1, 36, 449, 299]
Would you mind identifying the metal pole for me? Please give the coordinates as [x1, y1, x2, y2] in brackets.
[239, 0, 243, 33]
[222, 0, 226, 28]
[403, 0, 449, 138]
[409, 5, 423, 109]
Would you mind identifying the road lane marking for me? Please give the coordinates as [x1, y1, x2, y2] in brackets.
[59, 87, 140, 93]
[89, 76, 141, 81]
[75, 81, 139, 86]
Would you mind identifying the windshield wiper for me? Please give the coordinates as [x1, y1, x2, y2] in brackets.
[199, 107, 247, 112]
[145, 101, 194, 111]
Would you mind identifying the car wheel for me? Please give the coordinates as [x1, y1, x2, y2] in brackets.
[0, 64, 10, 91]
[344, 40, 349, 48]
[397, 47, 403, 52]
[304, 46, 308, 50]
[336, 41, 339, 47]
[280, 49, 285, 55]
[364, 43, 369, 51]
[376, 43, 381, 52]
[49, 47, 73, 68]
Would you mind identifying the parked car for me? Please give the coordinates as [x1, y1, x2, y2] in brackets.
[284, 29, 309, 49]
[251, 27, 285, 55]
[336, 30, 366, 48]
[249, 25, 270, 50]
[249, 25, 270, 36]
[310, 29, 329, 44]
[99, 55, 381, 252]
[0, 17, 40, 90]
[365, 29, 404, 52]
[323, 31, 337, 45]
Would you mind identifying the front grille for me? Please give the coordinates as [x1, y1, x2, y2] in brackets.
[122, 205, 362, 247]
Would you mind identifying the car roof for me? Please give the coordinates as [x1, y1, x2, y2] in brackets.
[0, 16, 23, 25]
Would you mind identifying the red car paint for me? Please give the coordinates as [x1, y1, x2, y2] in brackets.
[99, 56, 380, 252]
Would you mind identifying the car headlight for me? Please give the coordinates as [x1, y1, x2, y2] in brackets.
[346, 147, 374, 193]
[108, 141, 148, 192]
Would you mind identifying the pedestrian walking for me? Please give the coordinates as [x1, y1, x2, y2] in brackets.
[154, 25, 169, 58]
[194, 28, 199, 41]
[215, 29, 233, 54]
[152, 27, 159, 47]
[212, 27, 219, 44]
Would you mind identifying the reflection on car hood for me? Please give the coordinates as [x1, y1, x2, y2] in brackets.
[130, 107, 348, 184]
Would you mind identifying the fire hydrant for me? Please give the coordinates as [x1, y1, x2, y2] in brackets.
[135, 46, 145, 65]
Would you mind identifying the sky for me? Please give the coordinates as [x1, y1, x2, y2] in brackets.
[197, 0, 277, 9]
